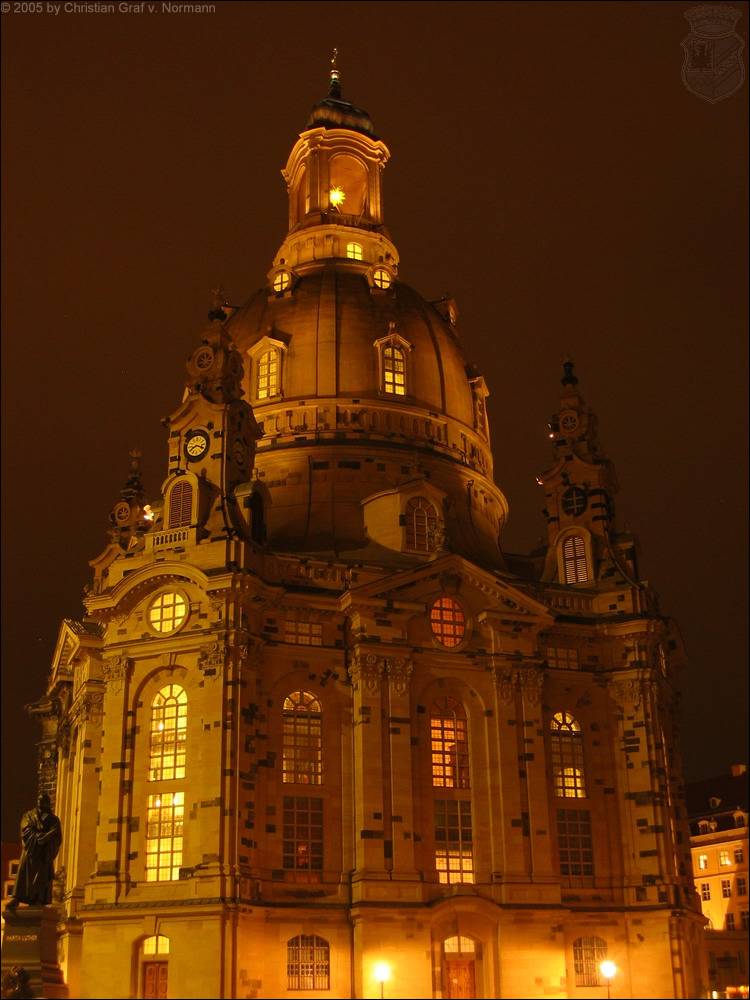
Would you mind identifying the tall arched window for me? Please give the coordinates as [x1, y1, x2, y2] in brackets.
[562, 535, 588, 583]
[405, 496, 438, 553]
[431, 696, 469, 789]
[256, 348, 281, 400]
[150, 685, 187, 781]
[282, 691, 322, 785]
[287, 935, 330, 991]
[168, 480, 193, 529]
[572, 937, 608, 987]
[345, 241, 363, 260]
[550, 711, 586, 798]
[382, 344, 406, 395]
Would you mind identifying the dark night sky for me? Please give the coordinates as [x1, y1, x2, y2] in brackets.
[1, 1, 747, 840]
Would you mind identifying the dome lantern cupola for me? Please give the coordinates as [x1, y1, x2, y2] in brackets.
[271, 53, 399, 283]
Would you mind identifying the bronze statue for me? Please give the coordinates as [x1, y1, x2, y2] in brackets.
[6, 794, 62, 908]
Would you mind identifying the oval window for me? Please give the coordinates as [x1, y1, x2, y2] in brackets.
[372, 267, 392, 290]
[430, 596, 466, 648]
[272, 271, 291, 293]
[149, 592, 188, 634]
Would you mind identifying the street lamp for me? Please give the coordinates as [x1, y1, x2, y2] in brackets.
[600, 960, 617, 1000]
[374, 962, 391, 1000]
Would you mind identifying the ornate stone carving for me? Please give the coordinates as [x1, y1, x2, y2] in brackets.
[349, 653, 384, 694]
[102, 654, 129, 692]
[495, 668, 517, 703]
[611, 677, 643, 708]
[385, 657, 413, 697]
[71, 690, 105, 724]
[199, 636, 228, 676]
[519, 666, 544, 705]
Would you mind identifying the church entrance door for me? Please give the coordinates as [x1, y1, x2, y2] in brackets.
[445, 958, 476, 998]
[143, 961, 168, 999]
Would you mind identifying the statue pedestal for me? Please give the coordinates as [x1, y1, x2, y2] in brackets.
[1, 907, 67, 999]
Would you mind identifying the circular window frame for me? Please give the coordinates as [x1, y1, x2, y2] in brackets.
[271, 270, 292, 294]
[146, 589, 190, 637]
[429, 595, 470, 651]
[370, 266, 394, 291]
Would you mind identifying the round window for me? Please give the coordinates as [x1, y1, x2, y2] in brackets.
[430, 596, 466, 648]
[272, 271, 291, 293]
[372, 267, 392, 290]
[149, 592, 188, 634]
[562, 487, 587, 517]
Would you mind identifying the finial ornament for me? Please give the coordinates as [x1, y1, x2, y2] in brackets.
[561, 357, 578, 387]
[329, 47, 341, 98]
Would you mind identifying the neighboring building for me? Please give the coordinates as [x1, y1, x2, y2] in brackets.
[1, 843, 21, 904]
[688, 766, 749, 999]
[28, 69, 706, 999]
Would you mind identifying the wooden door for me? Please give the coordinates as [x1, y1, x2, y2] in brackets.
[445, 959, 476, 999]
[143, 961, 168, 1000]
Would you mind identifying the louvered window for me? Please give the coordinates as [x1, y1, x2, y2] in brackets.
[168, 480, 193, 528]
[562, 535, 588, 583]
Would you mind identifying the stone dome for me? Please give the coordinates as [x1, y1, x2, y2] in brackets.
[228, 268, 477, 433]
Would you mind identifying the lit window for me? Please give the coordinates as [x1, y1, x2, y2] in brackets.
[698, 853, 709, 870]
[405, 496, 438, 553]
[573, 937, 607, 987]
[382, 344, 406, 396]
[722, 879, 732, 898]
[562, 535, 588, 584]
[256, 349, 281, 400]
[345, 242, 363, 260]
[168, 480, 193, 529]
[557, 809, 594, 876]
[430, 597, 466, 648]
[282, 691, 322, 786]
[149, 592, 187, 634]
[443, 936, 475, 954]
[142, 936, 170, 956]
[282, 797, 323, 873]
[145, 792, 184, 882]
[284, 621, 323, 646]
[431, 696, 469, 789]
[550, 712, 586, 798]
[720, 850, 732, 866]
[372, 267, 392, 289]
[701, 882, 711, 901]
[434, 799, 473, 884]
[273, 271, 291, 293]
[287, 935, 330, 991]
[735, 847, 744, 864]
[545, 646, 580, 670]
[738, 877, 747, 896]
[150, 685, 187, 781]
[726, 913, 736, 930]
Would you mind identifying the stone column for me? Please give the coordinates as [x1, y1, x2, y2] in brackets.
[349, 650, 387, 890]
[384, 656, 419, 879]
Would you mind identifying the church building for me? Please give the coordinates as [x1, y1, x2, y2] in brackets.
[32, 65, 707, 999]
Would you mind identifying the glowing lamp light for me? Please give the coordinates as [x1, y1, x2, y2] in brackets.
[600, 961, 616, 981]
[329, 186, 346, 208]
[143, 504, 154, 521]
[374, 962, 391, 999]
[535, 476, 544, 486]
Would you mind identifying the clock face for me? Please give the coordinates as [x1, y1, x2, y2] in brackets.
[185, 430, 210, 461]
[560, 411, 579, 434]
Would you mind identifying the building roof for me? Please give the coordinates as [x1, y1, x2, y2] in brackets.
[685, 769, 749, 821]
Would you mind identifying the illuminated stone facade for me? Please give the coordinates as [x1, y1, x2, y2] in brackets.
[688, 767, 749, 998]
[33, 73, 707, 999]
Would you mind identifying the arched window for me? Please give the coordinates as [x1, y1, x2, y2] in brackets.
[150, 685, 187, 781]
[405, 496, 438, 553]
[443, 936, 475, 954]
[282, 691, 322, 785]
[248, 491, 266, 544]
[431, 696, 469, 789]
[430, 597, 466, 648]
[572, 937, 608, 987]
[562, 535, 588, 584]
[382, 344, 406, 395]
[287, 935, 330, 991]
[345, 241, 363, 260]
[256, 348, 281, 400]
[550, 711, 586, 798]
[168, 480, 193, 529]
[142, 935, 169, 956]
